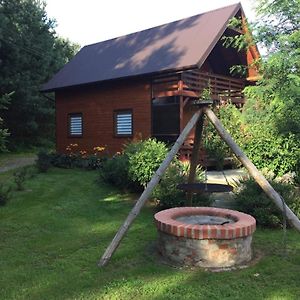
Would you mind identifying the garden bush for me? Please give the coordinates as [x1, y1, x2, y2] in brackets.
[202, 104, 243, 169]
[99, 138, 209, 207]
[244, 131, 300, 178]
[13, 168, 27, 191]
[100, 138, 168, 190]
[234, 177, 300, 228]
[99, 154, 132, 189]
[153, 160, 209, 208]
[211, 102, 300, 177]
[37, 149, 52, 172]
[36, 144, 106, 170]
[126, 138, 169, 187]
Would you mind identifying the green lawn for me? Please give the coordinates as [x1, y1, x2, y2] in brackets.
[0, 168, 299, 300]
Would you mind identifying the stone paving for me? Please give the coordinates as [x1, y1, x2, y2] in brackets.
[0, 156, 36, 173]
[205, 169, 248, 209]
[206, 169, 247, 185]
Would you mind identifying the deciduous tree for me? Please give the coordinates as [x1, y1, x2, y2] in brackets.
[0, 0, 79, 149]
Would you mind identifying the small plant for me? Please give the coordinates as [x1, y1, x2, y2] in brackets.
[36, 149, 52, 172]
[0, 183, 11, 206]
[180, 160, 205, 182]
[14, 168, 27, 191]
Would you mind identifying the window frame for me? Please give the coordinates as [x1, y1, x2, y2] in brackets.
[68, 113, 83, 137]
[114, 109, 133, 137]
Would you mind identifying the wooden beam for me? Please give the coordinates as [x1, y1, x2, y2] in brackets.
[154, 90, 200, 98]
[179, 96, 184, 132]
[204, 107, 300, 232]
[186, 111, 204, 206]
[183, 97, 190, 107]
[98, 109, 203, 267]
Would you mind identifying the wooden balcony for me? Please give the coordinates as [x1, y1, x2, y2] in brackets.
[152, 69, 246, 105]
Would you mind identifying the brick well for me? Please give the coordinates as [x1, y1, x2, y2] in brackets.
[154, 207, 256, 268]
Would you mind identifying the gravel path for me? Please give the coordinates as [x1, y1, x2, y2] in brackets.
[0, 156, 36, 173]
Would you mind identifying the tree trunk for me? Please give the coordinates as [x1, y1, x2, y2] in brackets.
[186, 112, 204, 205]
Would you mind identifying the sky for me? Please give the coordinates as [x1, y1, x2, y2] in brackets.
[45, 0, 258, 47]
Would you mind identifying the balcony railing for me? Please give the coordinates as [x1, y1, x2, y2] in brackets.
[152, 69, 246, 104]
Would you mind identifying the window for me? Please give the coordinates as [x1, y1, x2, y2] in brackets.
[114, 110, 133, 136]
[152, 96, 180, 143]
[69, 113, 83, 136]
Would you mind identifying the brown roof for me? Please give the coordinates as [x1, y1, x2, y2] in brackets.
[42, 3, 241, 92]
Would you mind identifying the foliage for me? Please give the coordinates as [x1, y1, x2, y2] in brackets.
[202, 104, 242, 169]
[241, 128, 300, 176]
[203, 121, 229, 170]
[0, 93, 11, 152]
[99, 154, 132, 189]
[36, 143, 106, 170]
[1, 168, 299, 299]
[0, 183, 11, 206]
[126, 138, 169, 187]
[41, 150, 105, 171]
[13, 167, 27, 191]
[234, 176, 300, 228]
[152, 163, 185, 208]
[100, 138, 168, 190]
[0, 0, 79, 149]
[205, 97, 300, 177]
[179, 160, 205, 181]
[219, 0, 300, 179]
[36, 149, 52, 172]
[153, 161, 209, 208]
[99, 138, 207, 205]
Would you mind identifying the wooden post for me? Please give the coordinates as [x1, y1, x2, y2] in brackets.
[179, 95, 184, 132]
[186, 111, 204, 206]
[98, 110, 203, 267]
[204, 107, 300, 232]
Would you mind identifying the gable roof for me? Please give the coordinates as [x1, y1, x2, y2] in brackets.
[42, 3, 242, 92]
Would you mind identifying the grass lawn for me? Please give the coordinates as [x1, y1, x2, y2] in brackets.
[0, 168, 299, 300]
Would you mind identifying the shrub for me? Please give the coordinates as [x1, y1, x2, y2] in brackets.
[99, 139, 168, 191]
[50, 153, 75, 168]
[153, 161, 210, 208]
[0, 183, 11, 206]
[216, 101, 300, 176]
[36, 149, 52, 172]
[40, 150, 104, 170]
[126, 138, 168, 187]
[241, 128, 300, 177]
[153, 163, 186, 208]
[13, 168, 27, 191]
[203, 104, 242, 170]
[99, 138, 209, 206]
[99, 154, 132, 189]
[234, 177, 300, 228]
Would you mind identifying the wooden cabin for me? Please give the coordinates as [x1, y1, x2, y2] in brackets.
[42, 3, 259, 159]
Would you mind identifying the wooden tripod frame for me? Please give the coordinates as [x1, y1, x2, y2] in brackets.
[98, 105, 300, 267]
